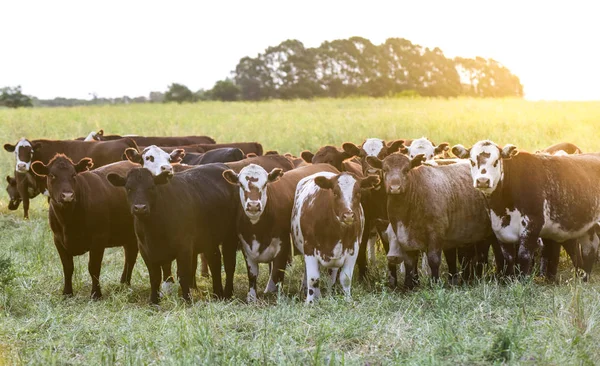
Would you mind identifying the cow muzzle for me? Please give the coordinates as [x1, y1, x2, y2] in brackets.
[16, 163, 28, 172]
[60, 192, 75, 203]
[340, 211, 355, 225]
[160, 165, 173, 174]
[133, 204, 149, 216]
[475, 177, 491, 189]
[8, 199, 21, 210]
[388, 185, 401, 194]
[246, 201, 261, 214]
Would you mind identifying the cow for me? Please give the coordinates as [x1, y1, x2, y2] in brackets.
[5, 172, 40, 219]
[366, 153, 497, 289]
[292, 171, 379, 303]
[107, 165, 239, 304]
[300, 144, 363, 175]
[124, 146, 186, 176]
[223, 163, 339, 302]
[402, 137, 450, 161]
[535, 142, 582, 156]
[226, 154, 295, 174]
[77, 131, 216, 145]
[452, 140, 600, 280]
[147, 142, 262, 157]
[30, 155, 138, 299]
[181, 148, 245, 165]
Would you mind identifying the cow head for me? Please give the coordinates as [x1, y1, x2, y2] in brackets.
[84, 129, 104, 141]
[124, 145, 185, 176]
[300, 144, 360, 171]
[345, 138, 405, 177]
[366, 153, 426, 195]
[222, 164, 283, 224]
[107, 168, 172, 217]
[5, 175, 21, 210]
[404, 137, 449, 160]
[30, 154, 93, 205]
[314, 172, 379, 226]
[452, 140, 518, 195]
[4, 138, 40, 173]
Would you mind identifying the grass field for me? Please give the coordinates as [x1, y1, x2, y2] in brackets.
[1, 98, 600, 364]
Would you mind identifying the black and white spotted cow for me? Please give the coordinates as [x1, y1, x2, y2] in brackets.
[452, 140, 600, 279]
[124, 145, 186, 176]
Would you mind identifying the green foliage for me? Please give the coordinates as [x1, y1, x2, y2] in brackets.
[0, 256, 15, 288]
[164, 83, 194, 104]
[209, 79, 240, 101]
[0, 86, 33, 108]
[0, 99, 600, 364]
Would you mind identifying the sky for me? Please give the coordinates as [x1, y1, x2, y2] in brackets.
[1, 0, 599, 101]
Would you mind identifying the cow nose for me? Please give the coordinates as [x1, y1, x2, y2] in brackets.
[133, 204, 148, 214]
[476, 177, 490, 188]
[160, 165, 172, 172]
[341, 212, 355, 224]
[389, 185, 401, 194]
[246, 201, 261, 213]
[17, 163, 26, 171]
[60, 192, 74, 202]
[367, 168, 378, 175]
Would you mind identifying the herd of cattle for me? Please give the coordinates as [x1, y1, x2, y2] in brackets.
[3, 129, 599, 304]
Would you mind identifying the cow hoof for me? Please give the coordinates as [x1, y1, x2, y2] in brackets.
[91, 292, 102, 301]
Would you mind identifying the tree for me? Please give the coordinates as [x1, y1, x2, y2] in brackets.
[164, 83, 194, 103]
[149, 91, 165, 103]
[210, 79, 240, 101]
[0, 86, 33, 108]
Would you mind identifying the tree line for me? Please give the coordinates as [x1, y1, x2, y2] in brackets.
[1, 37, 523, 108]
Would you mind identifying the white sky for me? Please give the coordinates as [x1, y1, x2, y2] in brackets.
[1, 0, 599, 100]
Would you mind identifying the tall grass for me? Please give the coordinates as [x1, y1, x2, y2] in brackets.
[1, 98, 600, 364]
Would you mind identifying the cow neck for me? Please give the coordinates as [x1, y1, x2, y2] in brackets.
[486, 158, 514, 215]
[238, 188, 276, 238]
[50, 181, 85, 229]
[387, 175, 420, 226]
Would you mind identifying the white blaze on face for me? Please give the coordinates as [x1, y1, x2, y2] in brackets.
[141, 145, 173, 176]
[407, 137, 435, 160]
[337, 174, 357, 213]
[238, 164, 269, 223]
[468, 140, 503, 195]
[362, 138, 385, 157]
[84, 131, 97, 141]
[14, 139, 33, 173]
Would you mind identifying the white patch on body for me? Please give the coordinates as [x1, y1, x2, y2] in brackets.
[14, 139, 33, 172]
[237, 164, 269, 224]
[362, 138, 385, 157]
[140, 145, 173, 176]
[490, 208, 526, 243]
[540, 199, 596, 241]
[240, 235, 282, 263]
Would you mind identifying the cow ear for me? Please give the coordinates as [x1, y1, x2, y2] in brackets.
[3, 144, 16, 152]
[75, 158, 93, 173]
[410, 154, 426, 169]
[314, 176, 333, 190]
[341, 143, 360, 159]
[107, 173, 126, 187]
[365, 156, 383, 170]
[6, 176, 14, 185]
[387, 140, 405, 154]
[451, 145, 471, 159]
[301, 150, 314, 163]
[434, 143, 450, 155]
[360, 175, 380, 190]
[169, 149, 185, 163]
[153, 171, 172, 185]
[124, 148, 142, 164]
[222, 169, 239, 185]
[501, 144, 518, 159]
[31, 162, 48, 177]
[97, 129, 104, 137]
[267, 168, 284, 183]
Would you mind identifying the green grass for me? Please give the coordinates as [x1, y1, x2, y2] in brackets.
[1, 97, 600, 364]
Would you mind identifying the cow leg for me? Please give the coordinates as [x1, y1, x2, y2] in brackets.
[143, 257, 162, 305]
[379, 223, 398, 288]
[327, 268, 339, 294]
[427, 247, 443, 284]
[367, 229, 377, 264]
[476, 238, 493, 277]
[242, 250, 259, 303]
[266, 241, 290, 294]
[562, 239, 582, 274]
[22, 196, 30, 220]
[580, 229, 600, 281]
[305, 255, 321, 304]
[339, 248, 358, 300]
[176, 251, 193, 303]
[498, 241, 515, 277]
[120, 242, 138, 285]
[444, 247, 458, 285]
[356, 222, 370, 281]
[403, 251, 419, 290]
[518, 228, 542, 276]
[199, 253, 210, 278]
[540, 239, 561, 281]
[88, 248, 105, 300]
[54, 236, 74, 296]
[456, 245, 473, 282]
[222, 238, 237, 299]
[206, 248, 224, 299]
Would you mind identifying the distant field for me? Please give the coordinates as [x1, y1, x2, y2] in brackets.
[1, 98, 600, 364]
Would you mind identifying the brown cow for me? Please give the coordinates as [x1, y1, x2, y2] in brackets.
[145, 142, 262, 157]
[5, 172, 40, 219]
[78, 130, 216, 145]
[223, 163, 339, 302]
[292, 171, 379, 303]
[535, 142, 582, 156]
[30, 155, 138, 299]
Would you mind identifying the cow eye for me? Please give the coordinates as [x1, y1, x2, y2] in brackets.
[493, 160, 498, 167]
[470, 160, 475, 167]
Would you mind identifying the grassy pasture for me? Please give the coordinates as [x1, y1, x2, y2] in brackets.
[1, 98, 600, 364]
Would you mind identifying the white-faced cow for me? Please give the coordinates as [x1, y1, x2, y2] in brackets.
[452, 140, 600, 279]
[366, 153, 496, 288]
[108, 165, 239, 304]
[292, 171, 379, 304]
[124, 145, 186, 176]
[223, 163, 339, 302]
[30, 155, 138, 299]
